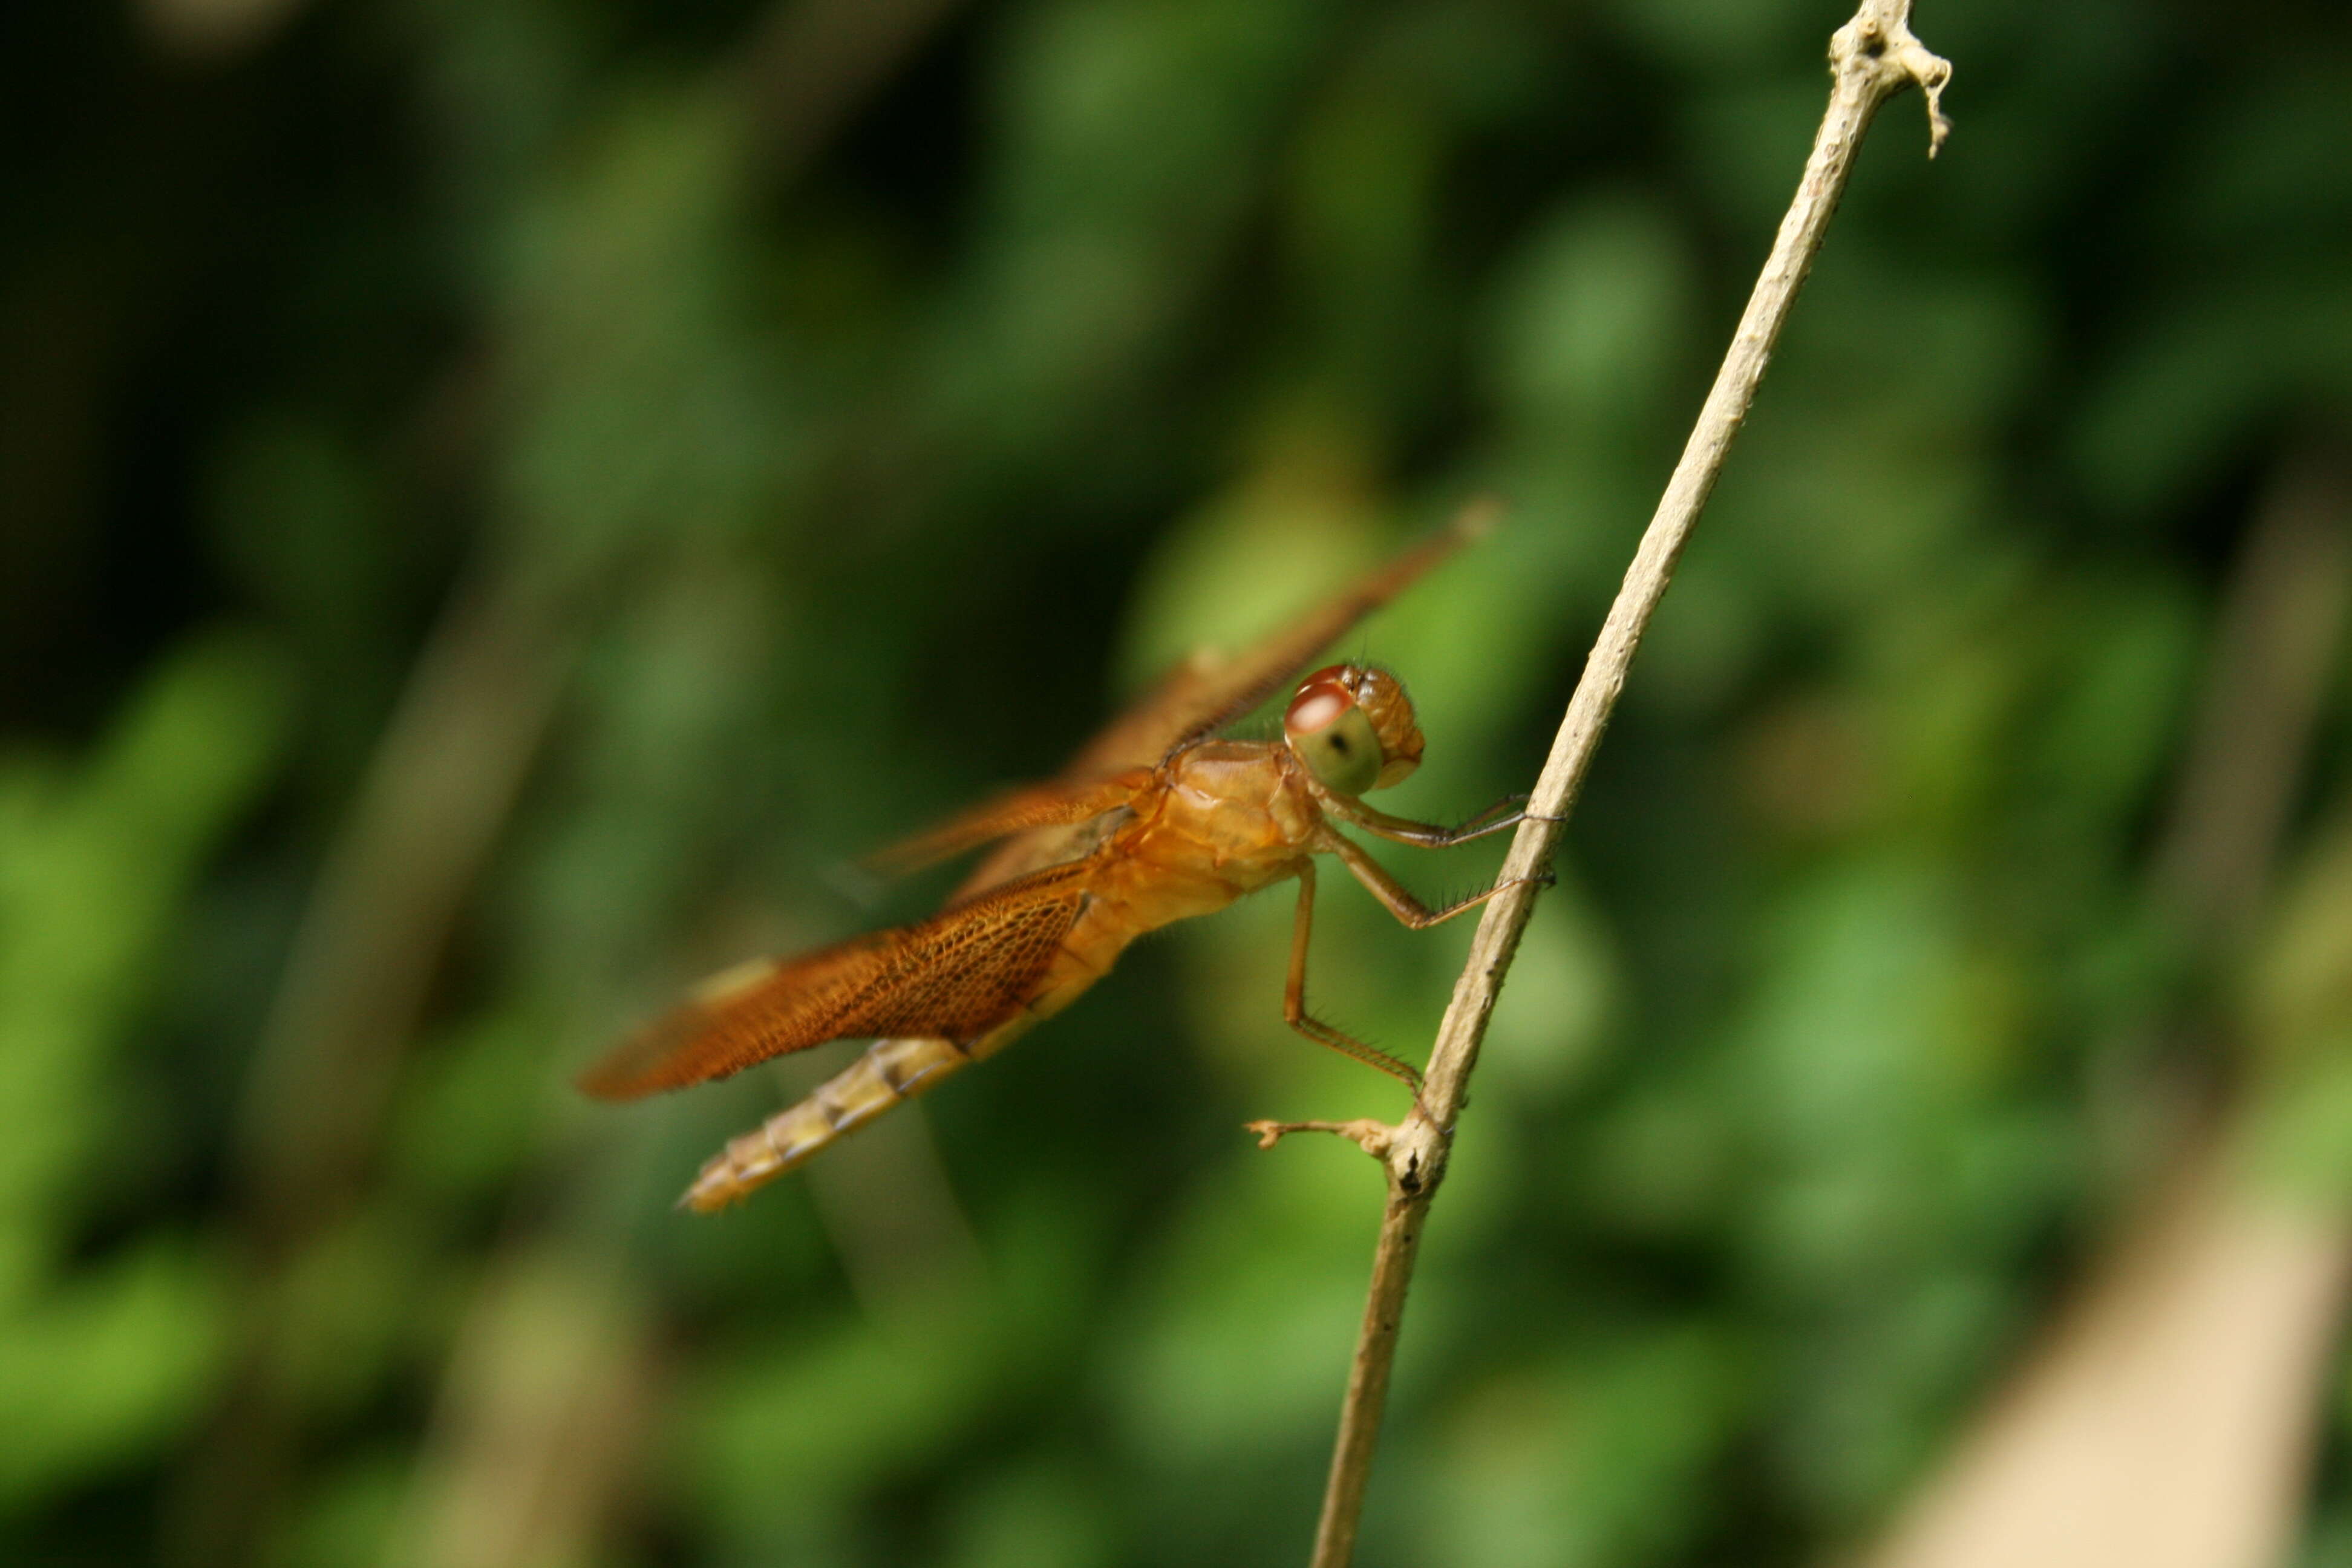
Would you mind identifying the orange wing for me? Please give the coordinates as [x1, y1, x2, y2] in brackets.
[580, 859, 1094, 1100]
[585, 512, 1487, 1105]
[1106, 501, 1496, 768]
[864, 768, 1154, 878]
[952, 505, 1496, 897]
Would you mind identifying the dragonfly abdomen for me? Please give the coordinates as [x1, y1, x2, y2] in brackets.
[680, 896, 1168, 1209]
[681, 1030, 1008, 1210]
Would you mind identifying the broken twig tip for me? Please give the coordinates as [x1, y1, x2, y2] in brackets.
[1245, 1117, 1398, 1160]
[1917, 55, 1953, 157]
[1834, 3, 1953, 158]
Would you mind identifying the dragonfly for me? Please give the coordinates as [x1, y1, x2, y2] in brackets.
[580, 512, 1534, 1211]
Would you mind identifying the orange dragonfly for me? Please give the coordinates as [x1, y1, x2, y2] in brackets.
[581, 512, 1532, 1211]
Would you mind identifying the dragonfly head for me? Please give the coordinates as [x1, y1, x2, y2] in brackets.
[1284, 664, 1423, 796]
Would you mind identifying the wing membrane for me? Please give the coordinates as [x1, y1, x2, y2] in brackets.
[866, 768, 1153, 877]
[1127, 503, 1494, 765]
[953, 506, 1494, 898]
[580, 859, 1094, 1099]
[586, 513, 1488, 1107]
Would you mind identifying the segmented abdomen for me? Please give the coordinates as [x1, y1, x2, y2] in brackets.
[682, 1030, 1009, 1210]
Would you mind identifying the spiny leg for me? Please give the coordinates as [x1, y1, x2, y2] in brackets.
[1249, 839, 1553, 1156]
[1321, 829, 1552, 929]
[1279, 861, 1425, 1089]
[1247, 867, 1431, 1155]
[1328, 792, 1527, 848]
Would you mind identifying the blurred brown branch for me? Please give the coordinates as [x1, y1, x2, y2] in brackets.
[390, 1250, 658, 1568]
[1866, 449, 2352, 1568]
[1868, 1151, 2351, 1568]
[168, 557, 575, 1567]
[167, 3, 979, 1558]
[734, 0, 975, 182]
[2154, 453, 2352, 948]
[1304, 5, 1954, 1564]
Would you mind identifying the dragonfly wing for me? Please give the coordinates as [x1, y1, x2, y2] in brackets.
[580, 859, 1095, 1100]
[866, 768, 1154, 877]
[952, 508, 1491, 898]
[1086, 504, 1493, 773]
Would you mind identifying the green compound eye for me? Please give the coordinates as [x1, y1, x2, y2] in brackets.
[1285, 681, 1384, 796]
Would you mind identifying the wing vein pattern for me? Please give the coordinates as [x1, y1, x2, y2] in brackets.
[581, 860, 1094, 1099]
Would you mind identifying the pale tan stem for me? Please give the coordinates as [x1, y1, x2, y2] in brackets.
[1246, 1119, 1398, 1158]
[1303, 6, 1953, 1565]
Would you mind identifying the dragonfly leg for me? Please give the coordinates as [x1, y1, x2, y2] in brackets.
[1282, 863, 1424, 1091]
[1329, 793, 1527, 848]
[1321, 829, 1551, 929]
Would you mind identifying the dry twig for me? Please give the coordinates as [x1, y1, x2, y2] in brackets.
[1295, 6, 1953, 1563]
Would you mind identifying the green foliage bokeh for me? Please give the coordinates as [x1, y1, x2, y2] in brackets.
[5, 0, 2352, 1564]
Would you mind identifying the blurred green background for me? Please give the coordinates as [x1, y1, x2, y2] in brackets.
[7, 0, 2352, 1564]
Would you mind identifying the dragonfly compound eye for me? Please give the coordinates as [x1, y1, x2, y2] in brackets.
[1285, 666, 1386, 796]
[1351, 665, 1423, 790]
